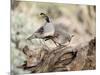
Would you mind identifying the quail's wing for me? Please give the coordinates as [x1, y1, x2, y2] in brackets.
[35, 26, 44, 34]
[43, 23, 55, 36]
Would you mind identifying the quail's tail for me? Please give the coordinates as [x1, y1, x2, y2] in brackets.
[26, 34, 36, 40]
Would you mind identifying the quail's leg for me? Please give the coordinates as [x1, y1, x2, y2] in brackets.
[51, 39, 58, 47]
[51, 39, 66, 47]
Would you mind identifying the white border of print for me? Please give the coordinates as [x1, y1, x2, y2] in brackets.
[20, 0, 96, 5]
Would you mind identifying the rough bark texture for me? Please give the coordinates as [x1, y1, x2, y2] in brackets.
[18, 37, 96, 73]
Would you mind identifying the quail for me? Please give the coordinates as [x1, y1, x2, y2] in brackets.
[27, 13, 73, 47]
[27, 13, 58, 45]
[27, 13, 55, 39]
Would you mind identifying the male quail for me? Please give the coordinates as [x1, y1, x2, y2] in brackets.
[27, 13, 57, 45]
[27, 13, 73, 47]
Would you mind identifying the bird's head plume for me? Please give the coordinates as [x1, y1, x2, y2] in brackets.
[40, 13, 50, 23]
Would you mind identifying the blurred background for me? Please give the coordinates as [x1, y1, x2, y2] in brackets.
[11, 0, 96, 74]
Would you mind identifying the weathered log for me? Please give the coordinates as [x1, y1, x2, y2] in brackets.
[18, 37, 96, 73]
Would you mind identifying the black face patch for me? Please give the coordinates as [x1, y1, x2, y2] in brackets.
[46, 16, 50, 23]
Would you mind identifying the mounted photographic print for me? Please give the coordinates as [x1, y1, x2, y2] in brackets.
[11, 0, 96, 74]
